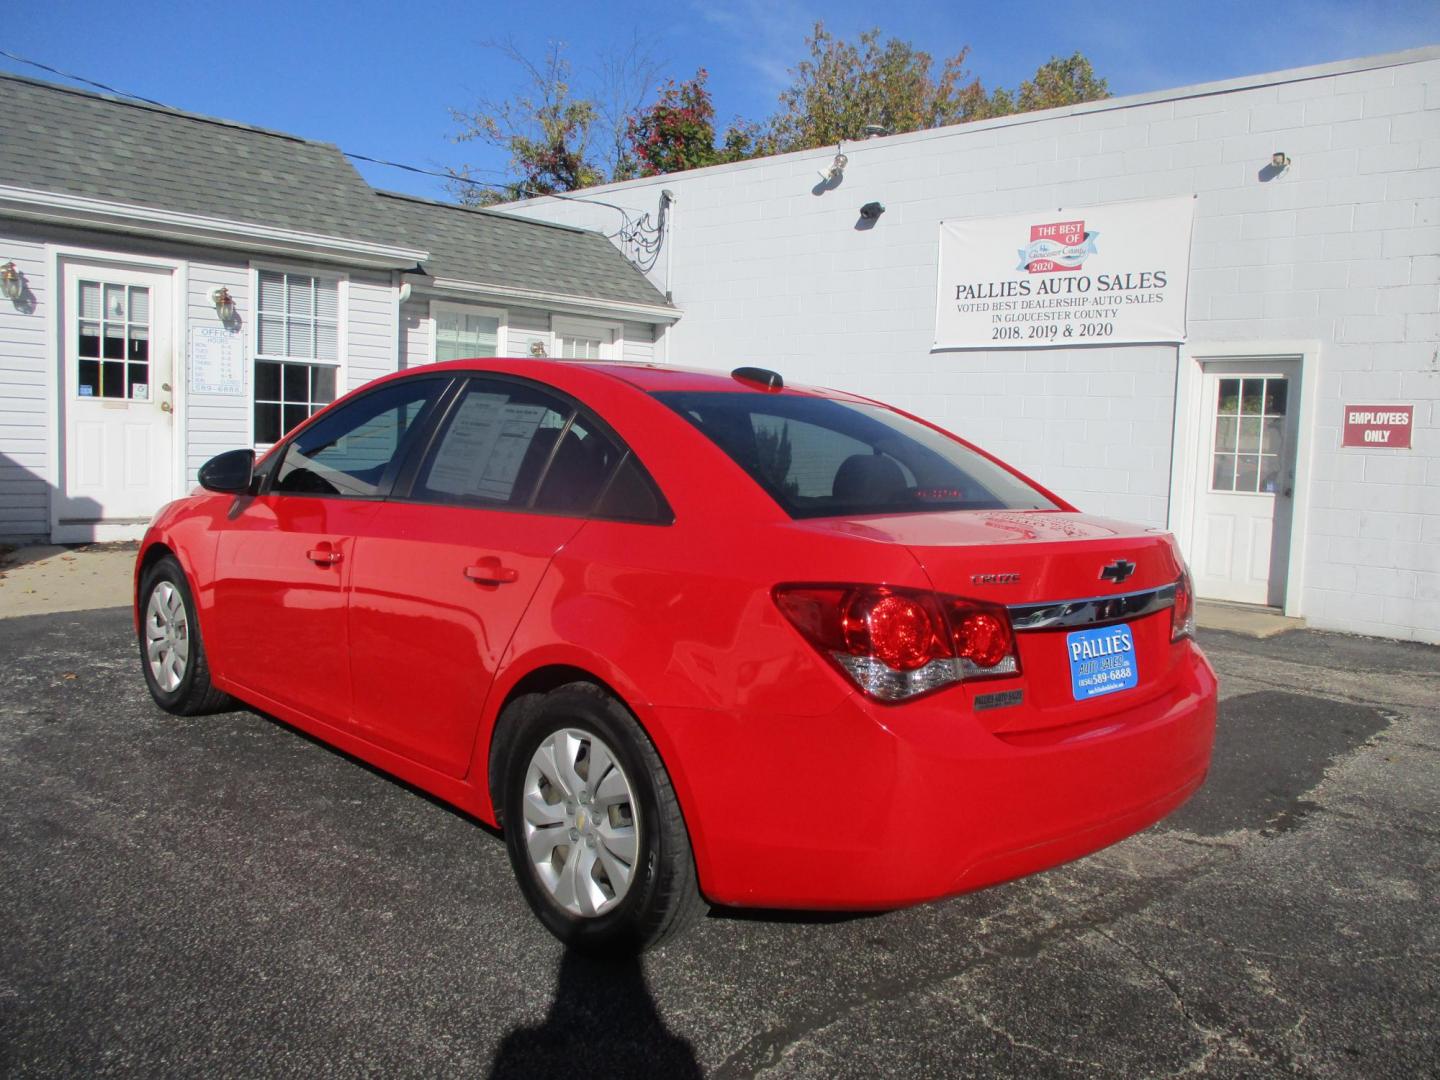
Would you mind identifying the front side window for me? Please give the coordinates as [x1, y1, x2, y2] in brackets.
[254, 270, 340, 444]
[272, 378, 444, 498]
[655, 392, 1058, 519]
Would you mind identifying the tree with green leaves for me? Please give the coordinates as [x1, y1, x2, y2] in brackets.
[447, 38, 663, 205]
[1016, 52, 1109, 112]
[762, 24, 1110, 153]
[767, 23, 978, 151]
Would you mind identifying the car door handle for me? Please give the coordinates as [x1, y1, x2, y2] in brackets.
[464, 559, 518, 585]
[306, 545, 343, 566]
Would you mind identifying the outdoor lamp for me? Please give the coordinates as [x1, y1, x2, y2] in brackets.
[209, 286, 236, 322]
[860, 201, 886, 220]
[0, 261, 22, 301]
[1271, 151, 1291, 170]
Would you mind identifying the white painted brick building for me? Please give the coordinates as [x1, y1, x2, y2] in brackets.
[505, 48, 1440, 644]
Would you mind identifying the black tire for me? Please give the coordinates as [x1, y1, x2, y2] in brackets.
[137, 555, 233, 716]
[501, 683, 705, 952]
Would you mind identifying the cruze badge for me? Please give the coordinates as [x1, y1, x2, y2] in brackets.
[1100, 559, 1136, 584]
[971, 572, 1021, 585]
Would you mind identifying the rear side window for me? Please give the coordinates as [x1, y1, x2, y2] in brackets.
[654, 391, 1056, 519]
[409, 377, 669, 523]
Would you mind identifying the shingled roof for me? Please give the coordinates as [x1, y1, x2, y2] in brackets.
[377, 191, 671, 311]
[0, 73, 407, 249]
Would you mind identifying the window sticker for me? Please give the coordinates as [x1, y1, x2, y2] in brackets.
[131, 383, 149, 401]
[428, 393, 549, 502]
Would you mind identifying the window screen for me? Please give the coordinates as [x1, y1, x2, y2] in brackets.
[655, 391, 1057, 519]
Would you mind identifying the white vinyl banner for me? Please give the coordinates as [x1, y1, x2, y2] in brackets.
[934, 196, 1196, 350]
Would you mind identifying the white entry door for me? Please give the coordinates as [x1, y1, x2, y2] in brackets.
[56, 261, 176, 542]
[1191, 360, 1300, 606]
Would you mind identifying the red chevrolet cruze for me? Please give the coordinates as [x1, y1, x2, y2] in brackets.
[135, 359, 1216, 950]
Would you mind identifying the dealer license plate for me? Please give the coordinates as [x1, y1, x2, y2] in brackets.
[1066, 623, 1139, 701]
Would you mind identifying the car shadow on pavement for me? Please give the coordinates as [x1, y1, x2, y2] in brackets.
[487, 948, 701, 1079]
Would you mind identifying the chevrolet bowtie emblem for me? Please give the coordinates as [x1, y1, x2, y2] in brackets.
[1100, 559, 1136, 584]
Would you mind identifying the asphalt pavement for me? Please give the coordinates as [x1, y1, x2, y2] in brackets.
[1, 607, 1436, 1078]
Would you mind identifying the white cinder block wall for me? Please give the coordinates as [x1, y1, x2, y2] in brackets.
[504, 48, 1440, 643]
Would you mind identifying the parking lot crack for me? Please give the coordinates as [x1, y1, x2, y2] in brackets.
[1090, 927, 1316, 1080]
[713, 855, 1236, 1079]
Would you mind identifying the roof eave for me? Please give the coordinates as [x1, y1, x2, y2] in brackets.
[422, 275, 679, 324]
[0, 185, 428, 270]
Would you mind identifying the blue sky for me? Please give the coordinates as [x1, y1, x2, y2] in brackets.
[6, 0, 1438, 202]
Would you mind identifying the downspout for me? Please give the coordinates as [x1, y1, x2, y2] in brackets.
[660, 188, 676, 364]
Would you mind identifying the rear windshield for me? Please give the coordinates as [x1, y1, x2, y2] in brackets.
[655, 391, 1058, 519]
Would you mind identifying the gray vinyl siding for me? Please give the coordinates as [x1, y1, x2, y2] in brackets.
[622, 322, 655, 364]
[346, 271, 395, 390]
[184, 260, 250, 481]
[399, 297, 430, 368]
[0, 232, 49, 539]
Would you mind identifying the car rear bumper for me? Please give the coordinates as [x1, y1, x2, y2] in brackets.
[652, 641, 1217, 909]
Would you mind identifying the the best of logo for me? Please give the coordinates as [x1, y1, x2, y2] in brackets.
[1018, 220, 1099, 273]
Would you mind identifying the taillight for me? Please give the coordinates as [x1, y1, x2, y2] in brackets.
[774, 584, 1019, 702]
[1172, 569, 1195, 641]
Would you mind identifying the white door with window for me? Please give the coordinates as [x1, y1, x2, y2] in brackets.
[57, 261, 175, 542]
[553, 317, 621, 360]
[1191, 360, 1300, 606]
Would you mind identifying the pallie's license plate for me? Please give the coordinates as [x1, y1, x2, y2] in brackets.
[1067, 623, 1139, 700]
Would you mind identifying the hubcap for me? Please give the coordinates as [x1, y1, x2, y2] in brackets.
[521, 728, 639, 918]
[145, 581, 190, 692]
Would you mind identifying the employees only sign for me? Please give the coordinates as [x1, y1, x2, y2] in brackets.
[1342, 405, 1414, 448]
[934, 196, 1196, 350]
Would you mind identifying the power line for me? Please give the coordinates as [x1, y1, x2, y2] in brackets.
[0, 48, 667, 259]
[0, 48, 171, 108]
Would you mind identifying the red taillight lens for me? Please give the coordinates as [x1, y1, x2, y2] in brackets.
[1172, 570, 1195, 641]
[845, 592, 939, 671]
[775, 584, 1018, 702]
[951, 609, 1010, 668]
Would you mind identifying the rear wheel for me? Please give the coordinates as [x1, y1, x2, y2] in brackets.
[137, 555, 232, 715]
[502, 683, 704, 952]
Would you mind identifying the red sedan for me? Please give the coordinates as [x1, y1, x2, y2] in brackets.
[135, 360, 1216, 951]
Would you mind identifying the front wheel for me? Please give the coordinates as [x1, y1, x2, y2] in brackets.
[137, 555, 232, 716]
[502, 683, 705, 952]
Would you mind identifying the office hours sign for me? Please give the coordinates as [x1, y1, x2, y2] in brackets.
[934, 196, 1196, 350]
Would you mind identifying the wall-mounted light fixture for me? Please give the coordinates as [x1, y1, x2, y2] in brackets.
[1271, 151, 1291, 171]
[0, 261, 23, 302]
[859, 201, 886, 221]
[209, 286, 236, 322]
[818, 149, 848, 185]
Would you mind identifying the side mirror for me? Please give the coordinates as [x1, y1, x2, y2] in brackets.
[198, 448, 256, 494]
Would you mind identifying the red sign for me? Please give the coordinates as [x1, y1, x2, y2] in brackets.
[1341, 404, 1414, 448]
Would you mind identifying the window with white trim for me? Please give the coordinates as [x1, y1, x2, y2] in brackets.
[552, 316, 622, 361]
[431, 301, 506, 363]
[254, 269, 341, 444]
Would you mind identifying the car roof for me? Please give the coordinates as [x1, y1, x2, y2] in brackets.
[401, 357, 870, 401]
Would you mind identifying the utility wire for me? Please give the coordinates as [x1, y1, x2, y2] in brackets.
[0, 48, 171, 107]
[0, 48, 667, 263]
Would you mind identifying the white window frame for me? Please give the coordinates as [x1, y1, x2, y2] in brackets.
[551, 315, 624, 361]
[428, 300, 508, 364]
[248, 261, 348, 448]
